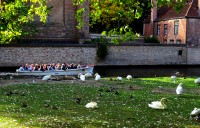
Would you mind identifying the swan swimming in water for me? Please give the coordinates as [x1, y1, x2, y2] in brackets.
[176, 83, 183, 95]
[85, 102, 98, 109]
[148, 98, 168, 109]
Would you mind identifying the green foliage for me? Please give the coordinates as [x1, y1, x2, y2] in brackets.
[144, 36, 160, 43]
[96, 37, 109, 59]
[73, 0, 186, 44]
[0, 0, 49, 44]
[0, 77, 200, 127]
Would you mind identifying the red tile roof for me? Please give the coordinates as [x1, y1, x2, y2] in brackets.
[144, 0, 200, 23]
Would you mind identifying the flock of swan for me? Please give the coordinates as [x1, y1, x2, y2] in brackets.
[41, 73, 200, 121]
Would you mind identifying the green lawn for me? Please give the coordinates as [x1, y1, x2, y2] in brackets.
[0, 77, 200, 128]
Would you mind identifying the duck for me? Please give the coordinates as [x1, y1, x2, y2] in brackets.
[148, 98, 168, 109]
[171, 75, 176, 83]
[190, 108, 200, 117]
[194, 78, 200, 85]
[126, 75, 132, 80]
[176, 83, 183, 95]
[42, 74, 52, 81]
[78, 73, 85, 82]
[95, 73, 101, 81]
[117, 76, 123, 81]
[85, 101, 98, 109]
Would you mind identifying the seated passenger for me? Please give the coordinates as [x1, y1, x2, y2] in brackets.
[33, 64, 39, 71]
[18, 65, 25, 71]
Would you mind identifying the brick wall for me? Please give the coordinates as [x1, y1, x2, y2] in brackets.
[0, 45, 190, 67]
[155, 19, 187, 44]
[30, 0, 89, 41]
[187, 18, 200, 47]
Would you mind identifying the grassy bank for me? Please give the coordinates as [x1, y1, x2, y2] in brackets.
[0, 77, 199, 127]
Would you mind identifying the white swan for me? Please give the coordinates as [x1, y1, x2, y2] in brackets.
[85, 101, 98, 109]
[95, 73, 101, 81]
[194, 78, 200, 85]
[190, 108, 200, 117]
[148, 98, 168, 109]
[171, 75, 176, 83]
[126, 75, 132, 80]
[117, 76, 123, 81]
[176, 83, 183, 95]
[42, 74, 52, 81]
[78, 73, 85, 82]
[85, 72, 92, 78]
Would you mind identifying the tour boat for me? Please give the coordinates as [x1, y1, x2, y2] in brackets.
[16, 66, 94, 76]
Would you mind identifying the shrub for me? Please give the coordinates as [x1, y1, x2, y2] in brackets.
[144, 36, 160, 43]
[96, 37, 109, 59]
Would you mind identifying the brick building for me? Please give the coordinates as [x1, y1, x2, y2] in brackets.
[1, 0, 90, 43]
[143, 0, 200, 47]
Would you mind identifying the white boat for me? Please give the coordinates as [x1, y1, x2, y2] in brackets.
[16, 66, 94, 76]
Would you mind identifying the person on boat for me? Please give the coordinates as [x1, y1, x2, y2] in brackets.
[77, 64, 81, 68]
[33, 64, 39, 71]
[18, 64, 25, 71]
[61, 63, 67, 70]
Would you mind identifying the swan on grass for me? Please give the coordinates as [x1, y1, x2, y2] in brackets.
[85, 101, 98, 109]
[126, 75, 132, 80]
[194, 78, 200, 85]
[117, 76, 123, 81]
[176, 83, 183, 95]
[148, 98, 168, 109]
[95, 73, 101, 81]
[78, 73, 85, 82]
[171, 75, 176, 83]
[42, 74, 52, 81]
[85, 72, 93, 78]
[190, 108, 200, 117]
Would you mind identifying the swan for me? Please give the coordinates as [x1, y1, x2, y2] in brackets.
[176, 83, 183, 95]
[42, 74, 52, 81]
[148, 98, 168, 109]
[190, 108, 200, 117]
[194, 78, 200, 85]
[117, 76, 123, 81]
[95, 73, 101, 81]
[171, 75, 176, 83]
[78, 73, 85, 82]
[85, 72, 92, 78]
[85, 101, 98, 109]
[126, 75, 132, 80]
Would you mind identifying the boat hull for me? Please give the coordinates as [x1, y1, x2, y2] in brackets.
[16, 67, 94, 76]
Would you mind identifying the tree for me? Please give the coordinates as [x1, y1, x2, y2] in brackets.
[0, 0, 49, 44]
[73, 0, 186, 43]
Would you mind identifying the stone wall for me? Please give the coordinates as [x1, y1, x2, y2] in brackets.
[187, 48, 200, 64]
[0, 45, 191, 67]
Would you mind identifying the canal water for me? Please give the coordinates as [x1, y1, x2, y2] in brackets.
[1, 65, 200, 77]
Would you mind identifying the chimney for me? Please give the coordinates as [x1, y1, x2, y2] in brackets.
[151, 0, 157, 22]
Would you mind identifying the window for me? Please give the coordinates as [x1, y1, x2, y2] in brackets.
[164, 24, 168, 35]
[170, 40, 174, 44]
[157, 25, 160, 35]
[174, 20, 179, 35]
[163, 40, 167, 44]
[176, 40, 181, 44]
